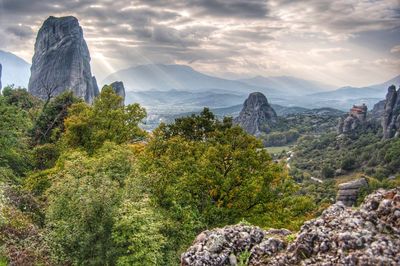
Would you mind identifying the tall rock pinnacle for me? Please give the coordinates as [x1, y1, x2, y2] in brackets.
[382, 85, 400, 139]
[109, 81, 126, 105]
[28, 16, 98, 103]
[234, 92, 277, 136]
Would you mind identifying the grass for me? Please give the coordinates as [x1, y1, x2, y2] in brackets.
[266, 145, 291, 155]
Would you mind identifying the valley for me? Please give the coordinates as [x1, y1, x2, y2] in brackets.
[0, 4, 399, 265]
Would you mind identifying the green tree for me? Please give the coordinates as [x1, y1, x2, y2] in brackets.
[2, 85, 42, 113]
[45, 150, 121, 265]
[321, 165, 334, 178]
[141, 111, 312, 261]
[63, 86, 147, 153]
[30, 91, 79, 145]
[112, 172, 166, 266]
[0, 96, 32, 176]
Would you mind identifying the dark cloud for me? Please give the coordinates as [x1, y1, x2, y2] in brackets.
[191, 0, 269, 18]
[6, 25, 34, 38]
[0, 0, 398, 86]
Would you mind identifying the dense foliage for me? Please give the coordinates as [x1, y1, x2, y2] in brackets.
[291, 131, 400, 180]
[261, 112, 340, 147]
[1, 86, 397, 265]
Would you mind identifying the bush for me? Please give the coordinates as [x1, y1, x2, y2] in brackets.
[341, 157, 356, 171]
[321, 166, 334, 178]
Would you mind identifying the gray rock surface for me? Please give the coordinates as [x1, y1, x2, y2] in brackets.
[234, 92, 277, 136]
[181, 225, 290, 266]
[382, 85, 400, 139]
[336, 178, 368, 206]
[92, 76, 100, 98]
[182, 188, 400, 265]
[109, 81, 126, 104]
[371, 99, 386, 122]
[337, 104, 367, 134]
[28, 16, 98, 104]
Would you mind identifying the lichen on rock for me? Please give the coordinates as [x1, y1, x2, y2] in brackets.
[182, 188, 400, 265]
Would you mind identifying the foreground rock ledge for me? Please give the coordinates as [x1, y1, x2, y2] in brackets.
[181, 188, 400, 265]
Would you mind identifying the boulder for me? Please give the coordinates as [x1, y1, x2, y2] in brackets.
[336, 178, 368, 206]
[28, 16, 98, 104]
[181, 224, 289, 266]
[234, 92, 277, 136]
[182, 188, 400, 265]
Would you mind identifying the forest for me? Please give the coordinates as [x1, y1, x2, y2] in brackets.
[0, 86, 320, 265]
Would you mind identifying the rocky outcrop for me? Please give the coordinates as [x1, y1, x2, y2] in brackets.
[92, 76, 99, 98]
[337, 104, 368, 134]
[382, 85, 400, 139]
[28, 16, 98, 104]
[371, 99, 386, 121]
[182, 188, 400, 265]
[234, 92, 277, 136]
[0, 63, 2, 90]
[336, 178, 368, 206]
[109, 81, 126, 104]
[181, 225, 291, 266]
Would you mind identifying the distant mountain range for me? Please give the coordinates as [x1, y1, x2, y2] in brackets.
[126, 89, 245, 109]
[0, 50, 31, 88]
[310, 75, 400, 99]
[238, 75, 334, 95]
[0, 50, 398, 112]
[103, 64, 278, 95]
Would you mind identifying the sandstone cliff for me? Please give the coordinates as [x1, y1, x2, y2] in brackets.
[382, 85, 400, 139]
[337, 104, 367, 134]
[182, 188, 400, 265]
[109, 81, 126, 105]
[28, 16, 98, 104]
[234, 92, 277, 136]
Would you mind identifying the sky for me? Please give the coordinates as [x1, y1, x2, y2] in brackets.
[0, 0, 399, 87]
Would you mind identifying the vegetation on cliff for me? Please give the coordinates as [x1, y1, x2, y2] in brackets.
[0, 87, 317, 265]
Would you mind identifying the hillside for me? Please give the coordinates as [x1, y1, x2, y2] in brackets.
[103, 64, 277, 95]
[0, 50, 31, 88]
[239, 75, 334, 95]
[310, 75, 400, 100]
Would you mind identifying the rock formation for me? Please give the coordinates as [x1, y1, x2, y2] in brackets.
[28, 16, 98, 104]
[234, 92, 277, 136]
[371, 99, 386, 121]
[337, 104, 367, 134]
[182, 188, 400, 265]
[92, 76, 99, 97]
[336, 178, 368, 206]
[109, 81, 126, 104]
[382, 85, 400, 139]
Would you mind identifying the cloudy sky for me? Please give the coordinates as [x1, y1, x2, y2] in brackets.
[0, 0, 399, 87]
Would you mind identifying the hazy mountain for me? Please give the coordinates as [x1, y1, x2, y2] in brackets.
[238, 75, 335, 95]
[126, 90, 246, 109]
[103, 64, 278, 95]
[0, 50, 31, 88]
[310, 75, 400, 99]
